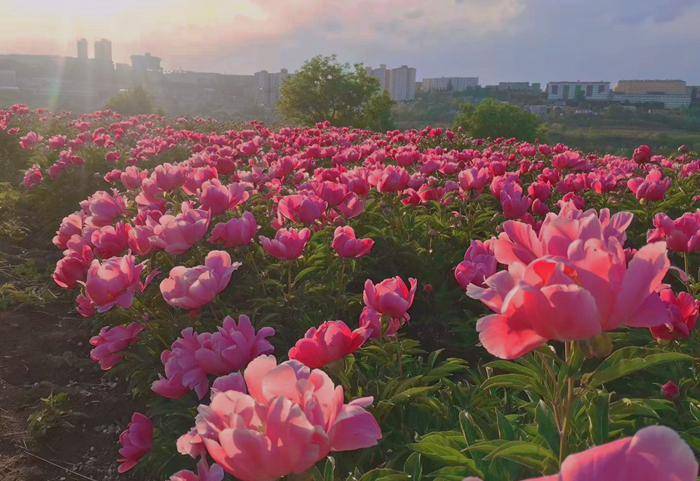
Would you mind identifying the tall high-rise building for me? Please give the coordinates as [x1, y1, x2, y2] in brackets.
[254, 69, 289, 107]
[76, 38, 88, 60]
[366, 64, 416, 101]
[94, 39, 113, 63]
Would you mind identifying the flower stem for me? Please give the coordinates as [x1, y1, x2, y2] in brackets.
[559, 341, 575, 464]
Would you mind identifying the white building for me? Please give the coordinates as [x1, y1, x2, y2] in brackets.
[611, 80, 691, 109]
[254, 69, 289, 107]
[367, 64, 416, 101]
[547, 81, 611, 101]
[421, 76, 479, 92]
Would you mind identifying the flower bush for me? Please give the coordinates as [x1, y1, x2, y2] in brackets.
[2, 104, 700, 480]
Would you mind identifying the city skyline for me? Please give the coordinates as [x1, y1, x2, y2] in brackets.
[1, 0, 699, 85]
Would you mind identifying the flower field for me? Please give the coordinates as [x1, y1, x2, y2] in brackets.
[1, 104, 699, 481]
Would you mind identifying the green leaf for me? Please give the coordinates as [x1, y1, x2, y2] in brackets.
[403, 453, 423, 481]
[483, 440, 558, 471]
[587, 392, 611, 444]
[583, 348, 694, 388]
[409, 442, 472, 466]
[357, 469, 411, 481]
[535, 400, 560, 454]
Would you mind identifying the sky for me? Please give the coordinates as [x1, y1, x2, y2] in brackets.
[1, 0, 699, 85]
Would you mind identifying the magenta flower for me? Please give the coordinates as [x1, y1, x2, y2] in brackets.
[90, 222, 131, 258]
[198, 179, 250, 216]
[454, 240, 497, 289]
[153, 162, 185, 191]
[289, 320, 368, 368]
[627, 168, 671, 202]
[89, 323, 144, 370]
[117, 412, 153, 473]
[209, 211, 258, 248]
[650, 287, 699, 341]
[83, 254, 146, 313]
[160, 251, 240, 311]
[647, 211, 700, 253]
[177, 355, 381, 481]
[151, 202, 210, 255]
[259, 227, 311, 260]
[332, 226, 374, 258]
[363, 276, 418, 321]
[81, 190, 127, 227]
[22, 164, 43, 189]
[169, 460, 224, 481]
[277, 194, 327, 225]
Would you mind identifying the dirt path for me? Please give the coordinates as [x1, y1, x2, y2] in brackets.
[0, 307, 137, 481]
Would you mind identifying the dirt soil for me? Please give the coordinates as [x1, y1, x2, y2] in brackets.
[0, 306, 138, 481]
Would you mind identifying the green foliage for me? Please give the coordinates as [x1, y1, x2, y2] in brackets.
[279, 55, 394, 130]
[453, 99, 544, 142]
[106, 85, 158, 115]
[27, 392, 74, 443]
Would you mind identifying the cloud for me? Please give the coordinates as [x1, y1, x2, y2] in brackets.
[0, 0, 699, 84]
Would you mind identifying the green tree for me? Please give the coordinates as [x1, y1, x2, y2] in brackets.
[278, 55, 394, 130]
[105, 86, 157, 115]
[453, 98, 544, 142]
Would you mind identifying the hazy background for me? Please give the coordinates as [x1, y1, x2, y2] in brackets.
[2, 0, 699, 83]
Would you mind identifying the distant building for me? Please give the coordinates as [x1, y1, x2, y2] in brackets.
[421, 76, 479, 92]
[547, 81, 610, 101]
[0, 70, 18, 90]
[367, 64, 416, 101]
[612, 80, 691, 109]
[76, 39, 88, 60]
[94, 39, 113, 64]
[498, 82, 541, 92]
[131, 53, 162, 73]
[254, 69, 289, 107]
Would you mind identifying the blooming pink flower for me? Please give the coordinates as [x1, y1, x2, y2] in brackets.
[647, 211, 700, 253]
[151, 202, 210, 255]
[363, 276, 417, 321]
[160, 250, 240, 311]
[53, 237, 94, 289]
[83, 254, 146, 313]
[90, 222, 131, 258]
[458, 166, 491, 193]
[169, 460, 224, 481]
[469, 209, 670, 359]
[19, 131, 42, 150]
[22, 164, 43, 189]
[153, 162, 185, 191]
[117, 413, 153, 473]
[81, 190, 127, 227]
[178, 355, 381, 481]
[633, 144, 652, 163]
[199, 179, 250, 216]
[277, 194, 327, 225]
[500, 182, 531, 219]
[120, 166, 146, 190]
[152, 315, 274, 399]
[209, 211, 258, 248]
[259, 227, 311, 260]
[89, 323, 144, 370]
[289, 320, 367, 368]
[650, 288, 699, 341]
[627, 168, 671, 202]
[376, 165, 410, 193]
[454, 240, 497, 289]
[332, 226, 374, 258]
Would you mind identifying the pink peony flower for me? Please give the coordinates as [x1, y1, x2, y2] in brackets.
[83, 254, 146, 313]
[277, 194, 327, 225]
[454, 240, 497, 289]
[152, 315, 274, 399]
[363, 276, 418, 321]
[117, 413, 153, 473]
[81, 190, 127, 227]
[647, 211, 700, 253]
[332, 226, 374, 258]
[259, 227, 311, 260]
[169, 460, 224, 481]
[198, 179, 250, 216]
[160, 251, 240, 311]
[650, 288, 699, 341]
[89, 323, 144, 370]
[153, 162, 185, 191]
[289, 320, 368, 368]
[500, 182, 531, 220]
[376, 165, 410, 193]
[178, 355, 381, 481]
[469, 207, 670, 359]
[90, 222, 131, 258]
[19, 131, 42, 150]
[627, 168, 671, 202]
[22, 164, 43, 189]
[151, 202, 210, 255]
[209, 211, 258, 248]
